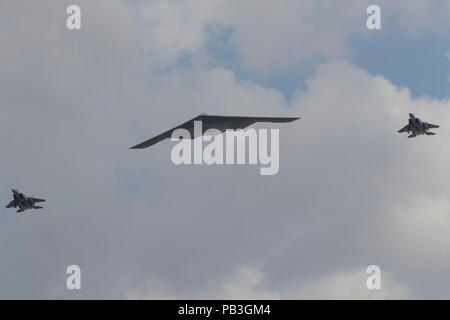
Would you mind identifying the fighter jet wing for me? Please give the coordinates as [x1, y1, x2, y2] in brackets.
[130, 114, 300, 149]
[30, 197, 45, 203]
[16, 208, 26, 213]
[5, 201, 14, 208]
[426, 123, 439, 129]
[398, 125, 409, 133]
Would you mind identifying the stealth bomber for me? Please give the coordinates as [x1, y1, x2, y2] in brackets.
[130, 114, 300, 149]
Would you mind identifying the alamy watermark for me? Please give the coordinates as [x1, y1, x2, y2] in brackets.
[170, 121, 280, 176]
[66, 5, 81, 30]
[366, 265, 381, 290]
[366, 5, 381, 30]
[66, 265, 81, 290]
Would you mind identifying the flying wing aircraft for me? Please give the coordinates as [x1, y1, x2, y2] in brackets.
[398, 113, 439, 138]
[130, 114, 300, 149]
[5, 189, 45, 213]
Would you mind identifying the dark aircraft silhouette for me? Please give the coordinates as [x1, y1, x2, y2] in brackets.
[130, 114, 300, 149]
[5, 189, 45, 213]
[398, 113, 439, 138]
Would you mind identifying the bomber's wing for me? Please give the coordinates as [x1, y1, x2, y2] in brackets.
[130, 114, 300, 149]
[130, 126, 181, 149]
[426, 123, 439, 129]
[30, 197, 45, 203]
[398, 125, 409, 133]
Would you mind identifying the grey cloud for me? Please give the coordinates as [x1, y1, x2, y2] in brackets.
[0, 1, 449, 299]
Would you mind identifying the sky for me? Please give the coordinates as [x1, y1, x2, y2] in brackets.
[0, 0, 449, 299]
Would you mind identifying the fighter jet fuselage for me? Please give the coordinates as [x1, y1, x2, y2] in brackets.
[5, 189, 45, 213]
[398, 113, 439, 138]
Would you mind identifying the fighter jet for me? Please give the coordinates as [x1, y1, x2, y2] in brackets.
[5, 189, 45, 213]
[398, 113, 439, 138]
[130, 114, 300, 149]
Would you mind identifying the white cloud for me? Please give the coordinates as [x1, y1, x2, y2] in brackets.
[374, 196, 450, 272]
[125, 267, 255, 299]
[126, 266, 281, 299]
[131, 0, 450, 74]
[212, 266, 281, 299]
[131, 0, 365, 74]
[2, 47, 450, 298]
[291, 269, 409, 299]
[1, 1, 449, 299]
[125, 265, 409, 299]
